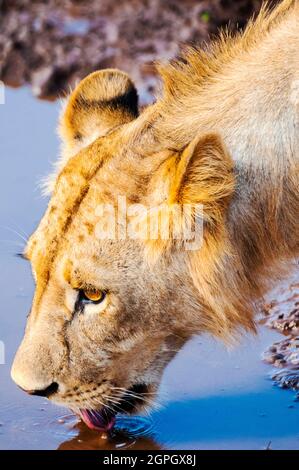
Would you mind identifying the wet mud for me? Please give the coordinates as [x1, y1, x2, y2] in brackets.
[261, 270, 299, 399]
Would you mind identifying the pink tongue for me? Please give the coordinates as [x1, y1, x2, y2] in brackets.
[80, 409, 116, 432]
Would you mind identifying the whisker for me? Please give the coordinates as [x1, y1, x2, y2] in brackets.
[111, 387, 162, 409]
[102, 398, 124, 415]
[103, 391, 157, 414]
[91, 394, 116, 412]
[0, 226, 28, 244]
[102, 394, 121, 405]
[111, 386, 158, 398]
[92, 397, 117, 414]
[7, 221, 29, 240]
[101, 398, 121, 411]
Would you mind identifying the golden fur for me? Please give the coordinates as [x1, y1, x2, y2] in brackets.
[12, 1, 298, 417]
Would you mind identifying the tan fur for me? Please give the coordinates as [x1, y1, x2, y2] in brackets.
[12, 1, 298, 416]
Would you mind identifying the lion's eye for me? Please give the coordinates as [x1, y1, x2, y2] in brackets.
[79, 289, 106, 304]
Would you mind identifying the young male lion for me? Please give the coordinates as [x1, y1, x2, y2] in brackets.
[11, 0, 298, 431]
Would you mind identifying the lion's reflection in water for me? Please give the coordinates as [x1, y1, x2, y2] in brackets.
[58, 416, 160, 450]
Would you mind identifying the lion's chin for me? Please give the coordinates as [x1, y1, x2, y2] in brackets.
[79, 408, 116, 432]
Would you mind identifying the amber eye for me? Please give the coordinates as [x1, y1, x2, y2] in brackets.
[79, 289, 106, 305]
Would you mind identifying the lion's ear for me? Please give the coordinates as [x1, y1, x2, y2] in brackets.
[170, 133, 235, 227]
[144, 133, 235, 261]
[59, 69, 139, 157]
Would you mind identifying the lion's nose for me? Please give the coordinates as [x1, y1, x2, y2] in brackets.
[11, 353, 59, 398]
[19, 382, 59, 398]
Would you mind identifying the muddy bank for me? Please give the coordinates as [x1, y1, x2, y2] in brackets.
[261, 269, 299, 399]
[0, 0, 278, 103]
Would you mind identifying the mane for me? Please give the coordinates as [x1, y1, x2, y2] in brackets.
[156, 0, 297, 108]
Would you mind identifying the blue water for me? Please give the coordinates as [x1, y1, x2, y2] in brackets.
[0, 87, 298, 450]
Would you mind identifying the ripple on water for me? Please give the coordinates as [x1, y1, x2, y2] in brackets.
[115, 415, 154, 436]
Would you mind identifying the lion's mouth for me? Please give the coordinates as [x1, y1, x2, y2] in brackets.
[79, 408, 116, 432]
[79, 383, 149, 432]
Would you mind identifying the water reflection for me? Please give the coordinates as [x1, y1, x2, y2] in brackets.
[58, 418, 161, 450]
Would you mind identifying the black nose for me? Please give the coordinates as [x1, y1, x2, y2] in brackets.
[21, 382, 59, 398]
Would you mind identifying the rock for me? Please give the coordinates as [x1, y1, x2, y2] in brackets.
[272, 367, 299, 392]
[263, 337, 299, 368]
[262, 272, 299, 336]
[260, 268, 299, 398]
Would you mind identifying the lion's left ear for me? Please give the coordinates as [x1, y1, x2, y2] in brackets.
[144, 133, 235, 261]
[170, 133, 235, 227]
[59, 69, 139, 157]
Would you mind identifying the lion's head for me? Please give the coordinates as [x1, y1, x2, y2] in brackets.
[11, 69, 251, 431]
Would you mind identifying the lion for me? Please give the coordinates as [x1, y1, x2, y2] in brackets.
[11, 0, 298, 432]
